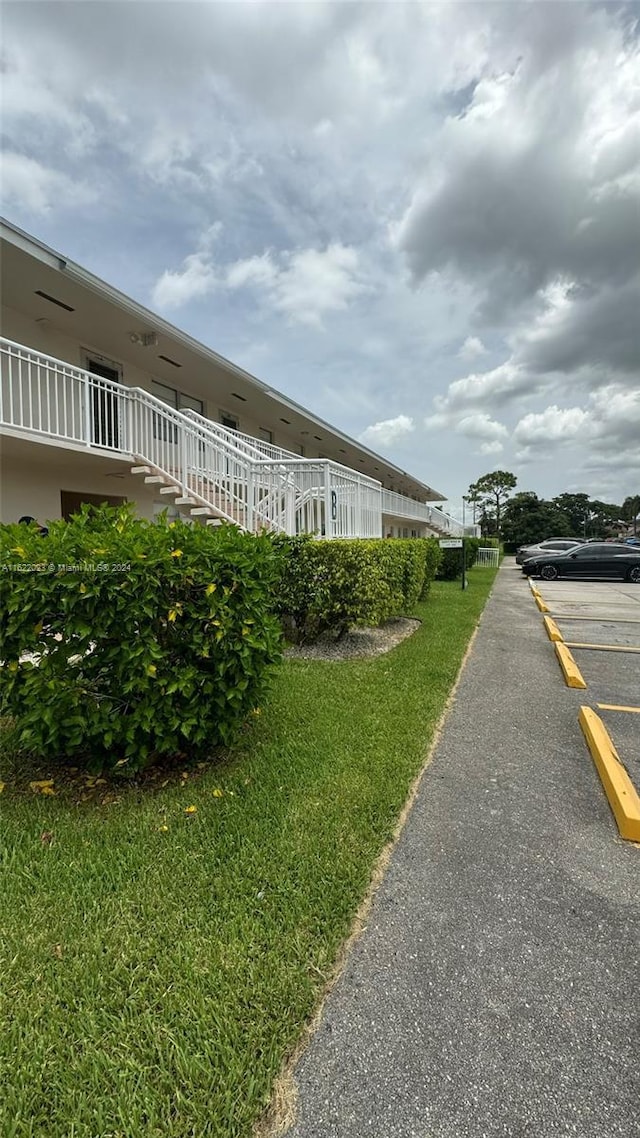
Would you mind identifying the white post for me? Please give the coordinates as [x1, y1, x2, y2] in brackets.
[84, 372, 92, 446]
[324, 462, 332, 539]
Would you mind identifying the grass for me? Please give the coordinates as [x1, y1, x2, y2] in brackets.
[0, 568, 496, 1138]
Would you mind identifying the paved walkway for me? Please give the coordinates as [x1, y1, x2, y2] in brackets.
[286, 562, 640, 1138]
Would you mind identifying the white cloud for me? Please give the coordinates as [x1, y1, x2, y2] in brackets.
[0, 151, 93, 215]
[359, 414, 414, 448]
[513, 405, 592, 446]
[456, 413, 508, 441]
[434, 362, 530, 415]
[479, 441, 504, 456]
[512, 388, 640, 475]
[226, 253, 277, 290]
[226, 242, 367, 326]
[458, 336, 487, 361]
[269, 244, 367, 327]
[151, 224, 222, 309]
[152, 254, 217, 309]
[153, 237, 367, 324]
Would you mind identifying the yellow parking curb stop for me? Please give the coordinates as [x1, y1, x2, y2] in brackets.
[543, 615, 563, 642]
[533, 589, 550, 613]
[554, 642, 587, 689]
[579, 706, 640, 842]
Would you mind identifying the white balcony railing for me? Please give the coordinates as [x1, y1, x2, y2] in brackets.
[381, 489, 466, 535]
[0, 338, 465, 538]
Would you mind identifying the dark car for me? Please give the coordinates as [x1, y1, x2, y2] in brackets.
[515, 538, 583, 565]
[522, 542, 640, 582]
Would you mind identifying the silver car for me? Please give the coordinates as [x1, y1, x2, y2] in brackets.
[515, 538, 583, 566]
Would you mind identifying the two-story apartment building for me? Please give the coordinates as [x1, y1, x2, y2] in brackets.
[0, 219, 467, 539]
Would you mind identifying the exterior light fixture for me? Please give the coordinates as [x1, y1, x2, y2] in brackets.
[129, 331, 158, 347]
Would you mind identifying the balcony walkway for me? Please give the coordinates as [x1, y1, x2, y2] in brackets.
[1, 337, 468, 538]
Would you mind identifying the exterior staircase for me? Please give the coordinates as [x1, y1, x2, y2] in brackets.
[1, 336, 470, 538]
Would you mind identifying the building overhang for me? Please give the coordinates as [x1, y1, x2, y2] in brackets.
[0, 217, 446, 504]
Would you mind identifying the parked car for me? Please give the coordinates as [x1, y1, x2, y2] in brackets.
[522, 543, 640, 582]
[515, 538, 584, 565]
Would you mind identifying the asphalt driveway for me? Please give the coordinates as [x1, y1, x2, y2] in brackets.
[284, 561, 640, 1138]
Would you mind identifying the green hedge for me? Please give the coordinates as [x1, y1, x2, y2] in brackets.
[435, 536, 493, 581]
[0, 507, 282, 772]
[273, 536, 441, 643]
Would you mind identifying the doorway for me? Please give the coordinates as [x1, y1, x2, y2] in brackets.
[86, 357, 121, 449]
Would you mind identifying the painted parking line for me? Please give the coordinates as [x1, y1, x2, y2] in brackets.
[551, 619, 640, 628]
[579, 706, 640, 842]
[563, 641, 640, 654]
[597, 704, 640, 714]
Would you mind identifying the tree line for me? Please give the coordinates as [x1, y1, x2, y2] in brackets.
[465, 471, 640, 548]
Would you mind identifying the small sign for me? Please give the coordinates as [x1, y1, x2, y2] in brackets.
[439, 539, 463, 548]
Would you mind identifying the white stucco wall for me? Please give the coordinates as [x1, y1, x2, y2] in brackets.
[0, 443, 158, 525]
[2, 303, 319, 459]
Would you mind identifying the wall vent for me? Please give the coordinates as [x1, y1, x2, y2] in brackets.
[35, 290, 74, 312]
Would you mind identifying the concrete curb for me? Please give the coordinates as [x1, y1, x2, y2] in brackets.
[579, 706, 640, 842]
[554, 641, 587, 689]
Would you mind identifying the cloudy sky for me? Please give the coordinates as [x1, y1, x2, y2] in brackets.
[2, 1, 639, 514]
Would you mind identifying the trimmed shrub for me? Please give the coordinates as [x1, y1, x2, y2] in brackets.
[435, 536, 488, 581]
[0, 507, 282, 772]
[273, 536, 440, 643]
[419, 538, 442, 599]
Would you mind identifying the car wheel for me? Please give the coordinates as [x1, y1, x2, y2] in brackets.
[627, 566, 640, 583]
[540, 563, 559, 581]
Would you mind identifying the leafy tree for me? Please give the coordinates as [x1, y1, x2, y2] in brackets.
[502, 493, 572, 547]
[589, 500, 623, 536]
[621, 495, 640, 532]
[469, 470, 517, 539]
[551, 493, 591, 535]
[552, 493, 622, 537]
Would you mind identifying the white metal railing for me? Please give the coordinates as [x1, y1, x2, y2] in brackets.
[0, 338, 385, 537]
[251, 460, 381, 538]
[381, 489, 465, 536]
[476, 547, 500, 567]
[178, 409, 382, 537]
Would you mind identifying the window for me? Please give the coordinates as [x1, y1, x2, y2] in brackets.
[258, 427, 273, 444]
[179, 392, 203, 415]
[151, 380, 178, 443]
[151, 383, 204, 441]
[151, 380, 178, 409]
[220, 410, 239, 431]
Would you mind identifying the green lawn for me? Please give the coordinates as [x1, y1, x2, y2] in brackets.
[0, 569, 496, 1138]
